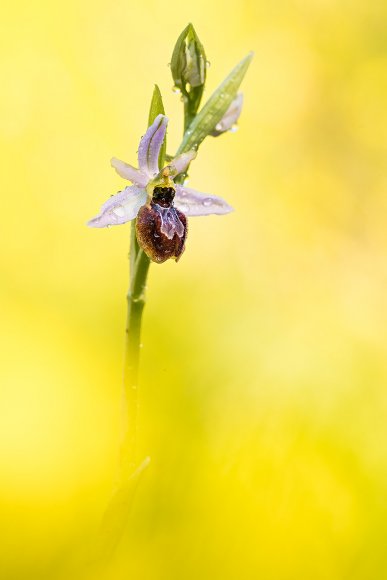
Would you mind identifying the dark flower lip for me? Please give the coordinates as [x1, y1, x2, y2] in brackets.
[136, 204, 187, 263]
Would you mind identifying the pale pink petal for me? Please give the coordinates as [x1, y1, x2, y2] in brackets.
[169, 150, 197, 176]
[110, 157, 148, 187]
[175, 185, 234, 216]
[137, 114, 168, 177]
[88, 186, 147, 228]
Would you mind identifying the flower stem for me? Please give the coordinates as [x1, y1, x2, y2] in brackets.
[120, 222, 150, 481]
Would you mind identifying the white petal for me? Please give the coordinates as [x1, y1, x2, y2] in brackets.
[169, 150, 197, 176]
[111, 157, 148, 187]
[175, 185, 234, 217]
[88, 186, 147, 228]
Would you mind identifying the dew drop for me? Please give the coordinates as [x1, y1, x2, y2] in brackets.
[229, 124, 239, 133]
[113, 206, 126, 217]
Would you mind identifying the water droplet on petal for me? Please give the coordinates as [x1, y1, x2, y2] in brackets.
[113, 206, 126, 217]
[229, 124, 239, 133]
[172, 86, 181, 94]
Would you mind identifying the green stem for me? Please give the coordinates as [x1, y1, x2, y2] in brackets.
[120, 222, 150, 481]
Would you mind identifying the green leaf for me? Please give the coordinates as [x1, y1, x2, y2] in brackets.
[148, 84, 166, 167]
[176, 52, 253, 155]
[170, 23, 207, 131]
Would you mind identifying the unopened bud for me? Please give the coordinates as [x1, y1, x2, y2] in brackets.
[211, 94, 244, 137]
[171, 23, 206, 91]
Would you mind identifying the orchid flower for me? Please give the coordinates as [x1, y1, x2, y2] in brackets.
[88, 114, 233, 262]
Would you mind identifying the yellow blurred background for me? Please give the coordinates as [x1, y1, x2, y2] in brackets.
[1, 0, 387, 578]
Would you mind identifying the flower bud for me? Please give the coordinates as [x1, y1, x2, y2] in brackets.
[211, 93, 244, 137]
[171, 23, 206, 91]
[171, 24, 207, 127]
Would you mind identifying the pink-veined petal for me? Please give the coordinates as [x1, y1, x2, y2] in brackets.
[175, 185, 234, 216]
[169, 150, 197, 176]
[137, 114, 168, 177]
[110, 157, 148, 187]
[88, 186, 147, 228]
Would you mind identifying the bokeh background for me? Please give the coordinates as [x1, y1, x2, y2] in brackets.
[1, 1, 387, 578]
